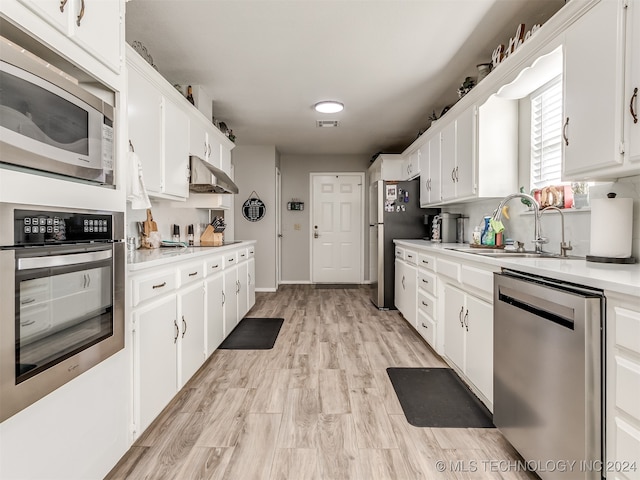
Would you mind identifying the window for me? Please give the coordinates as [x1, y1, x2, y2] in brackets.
[530, 75, 563, 190]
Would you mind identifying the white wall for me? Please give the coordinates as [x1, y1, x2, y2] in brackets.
[280, 154, 371, 282]
[233, 146, 279, 291]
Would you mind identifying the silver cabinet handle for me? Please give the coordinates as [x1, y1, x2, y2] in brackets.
[182, 315, 187, 338]
[59, 0, 68, 12]
[21, 320, 36, 326]
[21, 298, 36, 305]
[451, 168, 456, 181]
[421, 300, 429, 307]
[188, 271, 198, 277]
[211, 264, 219, 269]
[76, 0, 85, 26]
[222, 291, 225, 306]
[421, 322, 428, 329]
[422, 278, 429, 284]
[174, 319, 179, 343]
[458, 306, 464, 327]
[422, 259, 429, 265]
[463, 310, 469, 331]
[152, 282, 166, 289]
[631, 87, 638, 124]
[402, 275, 406, 289]
[563, 117, 569, 146]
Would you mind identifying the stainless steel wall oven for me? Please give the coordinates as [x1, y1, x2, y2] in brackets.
[0, 203, 124, 422]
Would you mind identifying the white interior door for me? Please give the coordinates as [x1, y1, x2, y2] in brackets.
[311, 173, 363, 283]
[276, 167, 282, 287]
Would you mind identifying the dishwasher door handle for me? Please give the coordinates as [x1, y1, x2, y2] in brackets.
[498, 289, 574, 330]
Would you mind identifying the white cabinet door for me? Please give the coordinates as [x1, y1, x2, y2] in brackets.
[428, 136, 441, 204]
[18, 0, 122, 73]
[220, 143, 232, 175]
[563, 0, 624, 178]
[128, 66, 162, 194]
[394, 259, 417, 326]
[205, 273, 224, 356]
[419, 144, 430, 206]
[464, 294, 493, 403]
[70, 0, 122, 73]
[247, 257, 256, 311]
[440, 121, 456, 202]
[444, 284, 465, 373]
[163, 98, 190, 198]
[189, 115, 209, 161]
[237, 260, 249, 320]
[178, 283, 205, 387]
[455, 107, 476, 199]
[394, 258, 405, 313]
[627, 0, 640, 164]
[134, 294, 178, 434]
[223, 266, 238, 337]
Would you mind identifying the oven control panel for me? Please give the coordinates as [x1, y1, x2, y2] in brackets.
[14, 209, 113, 245]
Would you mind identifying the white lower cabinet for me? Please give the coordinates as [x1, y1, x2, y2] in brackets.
[205, 273, 224, 356]
[394, 257, 417, 326]
[248, 257, 256, 310]
[133, 294, 179, 435]
[443, 284, 493, 404]
[177, 283, 205, 386]
[129, 243, 256, 439]
[606, 295, 640, 476]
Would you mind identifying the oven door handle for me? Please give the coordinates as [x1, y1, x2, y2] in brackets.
[17, 249, 112, 270]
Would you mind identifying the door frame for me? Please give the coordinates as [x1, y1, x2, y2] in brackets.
[309, 172, 365, 284]
[275, 166, 282, 288]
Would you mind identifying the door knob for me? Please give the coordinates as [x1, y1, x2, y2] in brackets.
[314, 225, 319, 238]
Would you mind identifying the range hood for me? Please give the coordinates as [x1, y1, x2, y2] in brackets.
[189, 155, 238, 194]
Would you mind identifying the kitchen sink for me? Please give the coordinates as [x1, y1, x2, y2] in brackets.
[446, 247, 583, 259]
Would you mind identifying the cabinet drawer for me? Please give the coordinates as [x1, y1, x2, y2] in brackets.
[404, 250, 418, 265]
[417, 270, 436, 296]
[205, 256, 223, 275]
[417, 290, 435, 319]
[417, 310, 436, 347]
[223, 252, 237, 268]
[178, 262, 204, 287]
[461, 264, 495, 296]
[237, 248, 249, 262]
[395, 247, 405, 260]
[247, 245, 255, 257]
[417, 253, 435, 271]
[615, 306, 640, 355]
[437, 258, 460, 282]
[132, 270, 176, 306]
[615, 356, 640, 419]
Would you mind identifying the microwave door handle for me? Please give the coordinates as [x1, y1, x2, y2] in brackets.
[17, 250, 112, 271]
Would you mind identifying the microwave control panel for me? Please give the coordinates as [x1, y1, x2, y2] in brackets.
[13, 209, 113, 245]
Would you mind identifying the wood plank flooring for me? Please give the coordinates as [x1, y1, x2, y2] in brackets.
[106, 285, 533, 480]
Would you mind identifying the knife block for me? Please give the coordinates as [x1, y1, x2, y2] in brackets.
[200, 225, 223, 246]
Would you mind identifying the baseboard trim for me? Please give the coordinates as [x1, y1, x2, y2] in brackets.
[279, 280, 312, 285]
[255, 288, 277, 292]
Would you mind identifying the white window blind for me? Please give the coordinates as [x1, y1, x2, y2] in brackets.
[530, 75, 563, 190]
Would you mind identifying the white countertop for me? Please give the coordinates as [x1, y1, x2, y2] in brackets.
[394, 239, 640, 297]
[127, 240, 256, 272]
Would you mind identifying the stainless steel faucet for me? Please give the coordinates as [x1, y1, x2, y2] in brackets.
[540, 206, 573, 257]
[492, 192, 547, 253]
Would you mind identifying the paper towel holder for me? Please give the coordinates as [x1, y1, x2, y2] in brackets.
[586, 192, 636, 264]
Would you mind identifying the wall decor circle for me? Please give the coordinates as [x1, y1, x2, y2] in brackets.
[242, 191, 266, 222]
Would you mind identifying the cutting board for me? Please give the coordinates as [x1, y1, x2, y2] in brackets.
[144, 209, 158, 236]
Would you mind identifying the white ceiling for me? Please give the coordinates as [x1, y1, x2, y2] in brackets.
[125, 0, 564, 157]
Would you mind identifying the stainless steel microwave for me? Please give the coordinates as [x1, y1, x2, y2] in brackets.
[0, 37, 115, 186]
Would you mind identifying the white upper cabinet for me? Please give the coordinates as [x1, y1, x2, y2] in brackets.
[15, 0, 123, 75]
[626, 0, 640, 164]
[402, 150, 420, 180]
[562, 0, 627, 179]
[368, 154, 404, 183]
[127, 47, 190, 200]
[419, 139, 441, 206]
[189, 115, 222, 168]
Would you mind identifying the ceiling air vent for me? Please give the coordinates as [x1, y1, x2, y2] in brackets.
[316, 120, 339, 128]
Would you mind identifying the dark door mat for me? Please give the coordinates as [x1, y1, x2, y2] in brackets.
[314, 284, 360, 289]
[219, 318, 284, 350]
[387, 367, 494, 428]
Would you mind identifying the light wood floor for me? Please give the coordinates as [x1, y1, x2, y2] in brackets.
[106, 285, 533, 480]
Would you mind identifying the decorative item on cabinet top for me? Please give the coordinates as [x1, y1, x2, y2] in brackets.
[129, 40, 157, 70]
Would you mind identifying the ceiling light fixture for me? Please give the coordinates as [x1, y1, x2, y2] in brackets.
[314, 101, 344, 113]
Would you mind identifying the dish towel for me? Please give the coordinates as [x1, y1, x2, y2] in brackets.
[126, 150, 151, 210]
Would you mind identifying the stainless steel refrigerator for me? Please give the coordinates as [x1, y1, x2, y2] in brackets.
[369, 179, 438, 309]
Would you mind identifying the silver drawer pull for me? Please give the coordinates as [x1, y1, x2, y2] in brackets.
[152, 282, 166, 289]
[188, 272, 198, 277]
[421, 323, 428, 329]
[421, 301, 429, 307]
[422, 279, 429, 284]
[422, 260, 429, 264]
[211, 264, 219, 269]
[21, 320, 36, 327]
[21, 298, 36, 305]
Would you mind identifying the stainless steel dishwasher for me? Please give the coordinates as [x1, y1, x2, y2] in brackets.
[494, 269, 605, 480]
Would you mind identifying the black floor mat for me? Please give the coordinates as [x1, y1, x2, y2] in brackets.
[219, 318, 284, 350]
[314, 284, 360, 289]
[387, 367, 494, 428]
